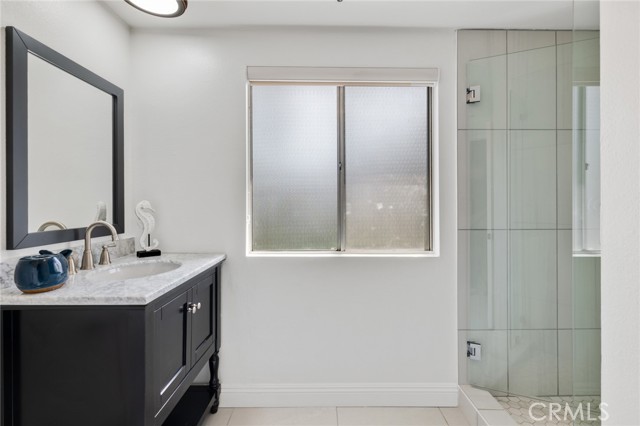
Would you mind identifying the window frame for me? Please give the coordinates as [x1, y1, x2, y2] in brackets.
[245, 67, 440, 257]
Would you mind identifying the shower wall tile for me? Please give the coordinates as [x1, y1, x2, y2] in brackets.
[458, 233, 469, 330]
[509, 131, 557, 229]
[558, 330, 573, 396]
[464, 55, 508, 130]
[458, 230, 508, 330]
[460, 330, 509, 393]
[557, 130, 572, 229]
[557, 43, 573, 130]
[507, 30, 556, 54]
[574, 330, 601, 395]
[559, 233, 601, 329]
[573, 38, 600, 85]
[508, 46, 556, 129]
[575, 31, 600, 43]
[458, 30, 507, 61]
[557, 230, 573, 329]
[509, 330, 558, 397]
[558, 330, 601, 396]
[573, 257, 601, 329]
[458, 30, 507, 130]
[458, 130, 508, 229]
[509, 230, 557, 330]
[559, 38, 600, 130]
[556, 31, 573, 46]
[556, 30, 599, 46]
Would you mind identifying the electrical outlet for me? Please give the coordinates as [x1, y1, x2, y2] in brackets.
[467, 341, 481, 361]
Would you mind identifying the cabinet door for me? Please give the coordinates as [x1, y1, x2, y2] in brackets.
[190, 273, 215, 366]
[153, 290, 190, 413]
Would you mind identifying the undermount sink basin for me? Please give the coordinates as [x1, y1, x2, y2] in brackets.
[86, 261, 181, 282]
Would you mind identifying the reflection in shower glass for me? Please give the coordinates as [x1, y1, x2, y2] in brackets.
[573, 86, 601, 253]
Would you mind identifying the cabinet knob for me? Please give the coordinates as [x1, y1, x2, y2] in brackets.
[187, 303, 198, 314]
[197, 302, 202, 309]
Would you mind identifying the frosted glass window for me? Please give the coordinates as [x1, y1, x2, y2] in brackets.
[344, 87, 429, 250]
[249, 82, 433, 254]
[251, 85, 338, 250]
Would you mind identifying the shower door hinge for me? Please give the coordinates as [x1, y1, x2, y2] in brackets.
[467, 341, 482, 361]
[466, 86, 481, 104]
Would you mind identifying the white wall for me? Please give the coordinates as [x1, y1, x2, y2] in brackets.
[600, 1, 640, 424]
[130, 27, 458, 406]
[0, 0, 132, 256]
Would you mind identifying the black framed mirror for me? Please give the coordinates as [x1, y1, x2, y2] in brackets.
[6, 26, 124, 249]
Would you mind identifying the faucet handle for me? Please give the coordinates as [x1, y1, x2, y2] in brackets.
[99, 243, 116, 266]
[67, 254, 78, 275]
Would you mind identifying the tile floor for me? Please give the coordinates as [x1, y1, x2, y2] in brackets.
[496, 396, 601, 426]
[202, 407, 471, 426]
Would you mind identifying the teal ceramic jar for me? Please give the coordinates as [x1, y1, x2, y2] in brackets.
[14, 249, 71, 294]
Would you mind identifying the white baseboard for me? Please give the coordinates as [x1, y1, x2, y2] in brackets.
[220, 383, 459, 408]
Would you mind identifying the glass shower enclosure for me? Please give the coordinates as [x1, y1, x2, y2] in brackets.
[457, 28, 600, 423]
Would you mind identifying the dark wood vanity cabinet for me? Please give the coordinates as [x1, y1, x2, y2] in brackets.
[153, 273, 217, 416]
[1, 263, 223, 426]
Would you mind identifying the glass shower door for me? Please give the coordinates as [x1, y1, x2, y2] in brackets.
[458, 51, 509, 395]
[459, 28, 601, 425]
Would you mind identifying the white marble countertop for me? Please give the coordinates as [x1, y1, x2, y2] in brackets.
[0, 253, 226, 306]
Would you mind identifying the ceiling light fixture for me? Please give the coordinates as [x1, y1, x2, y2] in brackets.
[124, 0, 188, 18]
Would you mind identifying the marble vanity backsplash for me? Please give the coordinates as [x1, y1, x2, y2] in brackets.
[0, 236, 135, 289]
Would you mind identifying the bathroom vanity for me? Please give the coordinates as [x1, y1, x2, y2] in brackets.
[2, 25, 225, 426]
[0, 253, 225, 426]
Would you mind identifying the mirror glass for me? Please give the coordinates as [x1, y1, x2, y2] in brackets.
[27, 53, 113, 232]
[6, 26, 124, 249]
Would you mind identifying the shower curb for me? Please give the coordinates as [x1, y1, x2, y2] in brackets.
[458, 385, 517, 426]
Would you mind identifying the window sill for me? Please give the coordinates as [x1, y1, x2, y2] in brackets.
[246, 251, 440, 258]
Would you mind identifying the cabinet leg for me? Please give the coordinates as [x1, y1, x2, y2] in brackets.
[209, 351, 221, 414]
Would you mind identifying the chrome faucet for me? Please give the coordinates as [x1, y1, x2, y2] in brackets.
[80, 221, 119, 270]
